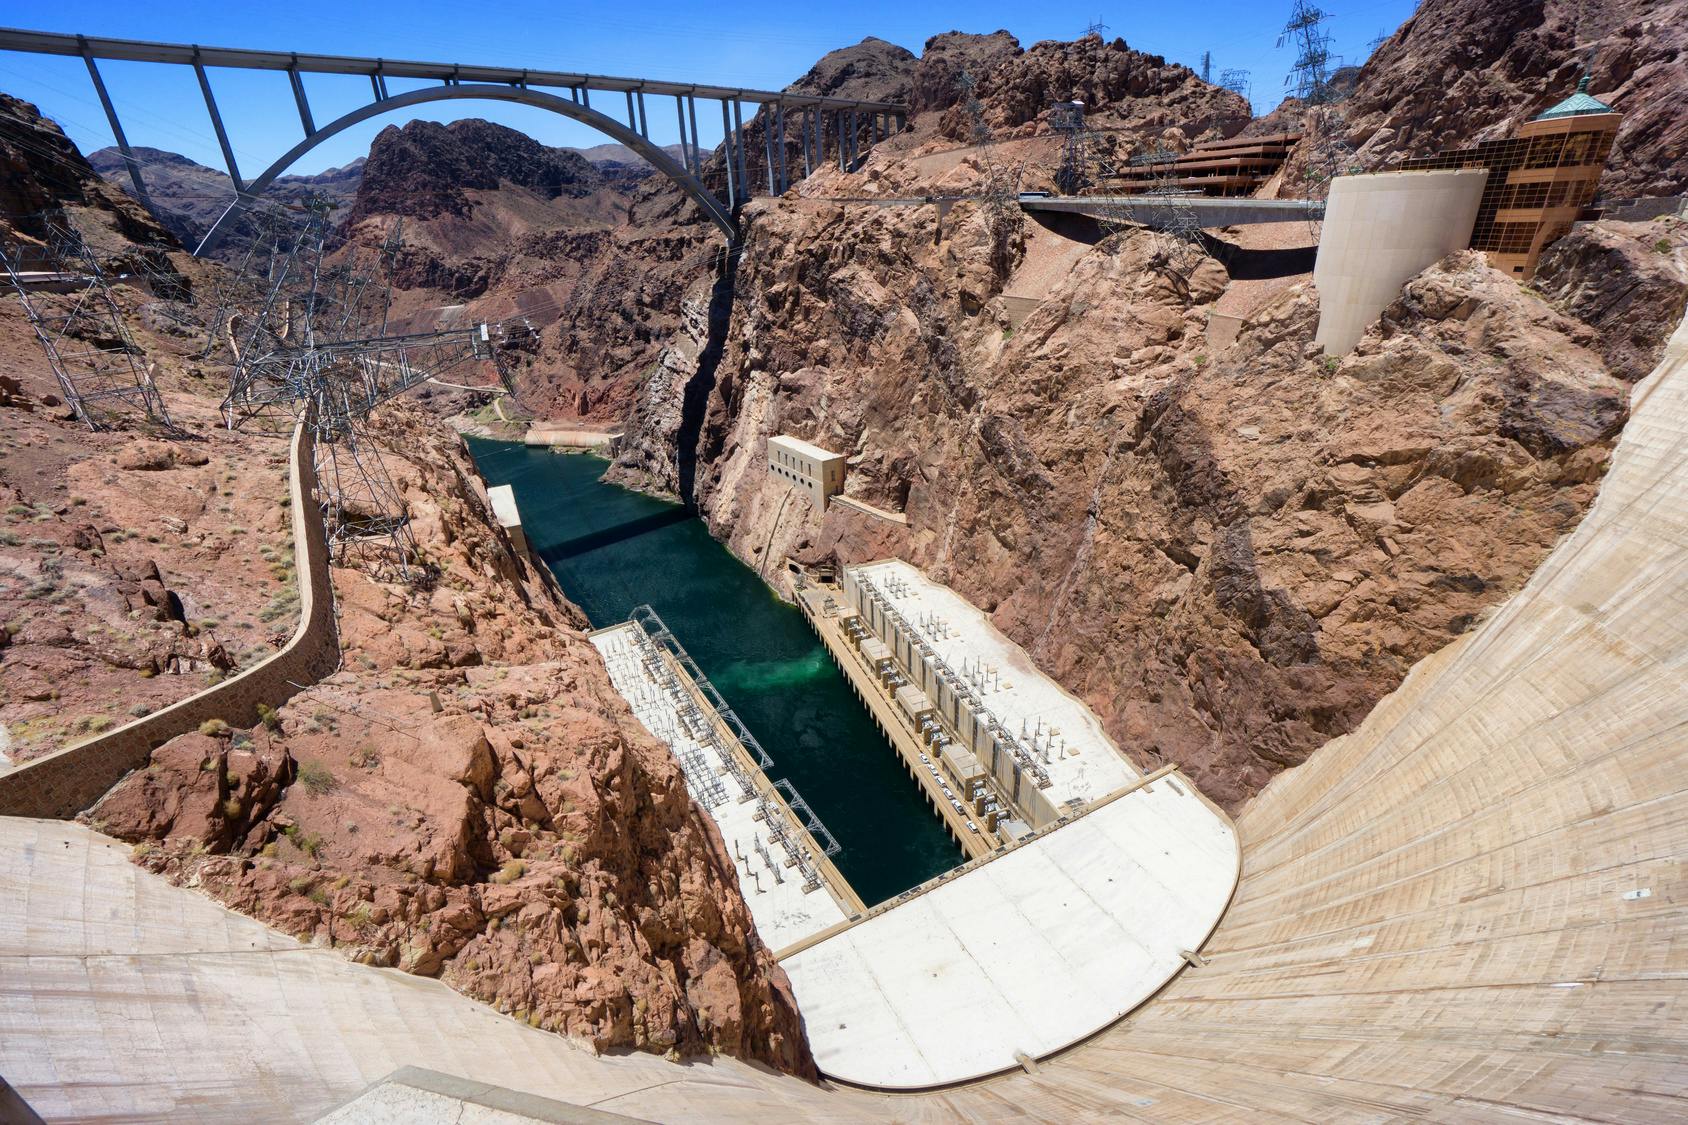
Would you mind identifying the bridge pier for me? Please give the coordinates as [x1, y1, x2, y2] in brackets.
[732, 99, 749, 206]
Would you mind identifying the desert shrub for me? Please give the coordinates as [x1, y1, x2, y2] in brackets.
[198, 718, 230, 737]
[296, 759, 337, 795]
[491, 859, 526, 885]
[255, 702, 281, 731]
[283, 824, 324, 857]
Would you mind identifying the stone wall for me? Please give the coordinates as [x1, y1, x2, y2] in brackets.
[0, 422, 339, 819]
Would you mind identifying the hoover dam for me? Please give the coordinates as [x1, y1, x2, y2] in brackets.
[2, 3, 1686, 1121]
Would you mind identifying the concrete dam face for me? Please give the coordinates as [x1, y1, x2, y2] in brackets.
[7, 314, 1684, 1121]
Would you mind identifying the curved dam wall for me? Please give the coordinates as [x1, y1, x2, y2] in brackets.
[0, 423, 339, 820]
[3, 313, 1685, 1121]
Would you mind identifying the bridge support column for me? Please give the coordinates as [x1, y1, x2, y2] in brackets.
[193, 54, 244, 193]
[774, 101, 788, 194]
[675, 95, 691, 175]
[686, 95, 701, 177]
[732, 99, 749, 202]
[837, 109, 846, 171]
[801, 109, 812, 179]
[763, 106, 777, 196]
[287, 61, 315, 135]
[636, 90, 648, 138]
[78, 41, 151, 211]
[625, 90, 637, 131]
[720, 99, 737, 206]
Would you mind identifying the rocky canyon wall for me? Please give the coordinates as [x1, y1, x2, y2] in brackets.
[612, 157, 1687, 810]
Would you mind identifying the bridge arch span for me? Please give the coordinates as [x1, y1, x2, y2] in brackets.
[195, 83, 734, 256]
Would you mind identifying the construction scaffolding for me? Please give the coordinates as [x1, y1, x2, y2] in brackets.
[0, 211, 174, 430]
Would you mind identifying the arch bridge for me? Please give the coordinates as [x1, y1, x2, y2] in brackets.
[0, 27, 909, 251]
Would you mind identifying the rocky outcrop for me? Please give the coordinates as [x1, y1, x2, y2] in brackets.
[1533, 215, 1688, 382]
[0, 94, 174, 249]
[1275, 0, 1688, 198]
[84, 403, 812, 1075]
[347, 119, 606, 225]
[922, 31, 1250, 140]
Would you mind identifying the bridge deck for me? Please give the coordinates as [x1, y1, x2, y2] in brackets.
[0, 26, 905, 111]
[1021, 194, 1324, 227]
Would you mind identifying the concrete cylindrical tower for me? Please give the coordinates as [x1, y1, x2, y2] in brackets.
[1313, 168, 1489, 355]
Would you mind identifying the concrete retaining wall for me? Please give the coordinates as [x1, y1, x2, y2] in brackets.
[1313, 169, 1489, 355]
[0, 422, 340, 819]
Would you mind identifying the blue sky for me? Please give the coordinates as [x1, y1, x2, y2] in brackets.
[0, 0, 1416, 177]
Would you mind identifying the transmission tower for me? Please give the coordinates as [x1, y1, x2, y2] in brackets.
[1220, 68, 1252, 101]
[1051, 100, 1088, 195]
[1297, 103, 1357, 229]
[0, 212, 175, 431]
[1201, 51, 1213, 83]
[1279, 0, 1338, 104]
[1131, 148, 1208, 277]
[1083, 17, 1109, 37]
[215, 195, 515, 582]
[1085, 146, 1209, 282]
[956, 70, 1021, 279]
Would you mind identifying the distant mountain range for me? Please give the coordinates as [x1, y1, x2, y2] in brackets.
[89, 136, 686, 254]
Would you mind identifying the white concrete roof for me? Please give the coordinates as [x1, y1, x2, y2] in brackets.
[784, 777, 1238, 1088]
[766, 434, 844, 463]
[851, 559, 1139, 808]
[591, 625, 848, 952]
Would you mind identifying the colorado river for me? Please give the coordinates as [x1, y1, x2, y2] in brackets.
[466, 438, 963, 906]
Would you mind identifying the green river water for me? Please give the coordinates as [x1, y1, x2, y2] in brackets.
[465, 437, 963, 907]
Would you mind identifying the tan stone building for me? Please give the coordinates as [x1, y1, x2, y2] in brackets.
[766, 434, 845, 514]
[1399, 76, 1621, 278]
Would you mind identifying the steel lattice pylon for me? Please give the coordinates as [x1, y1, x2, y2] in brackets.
[1279, 0, 1339, 105]
[1051, 100, 1088, 195]
[215, 196, 514, 583]
[1113, 147, 1210, 280]
[1, 213, 174, 430]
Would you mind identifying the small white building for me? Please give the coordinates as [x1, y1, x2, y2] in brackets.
[486, 484, 529, 562]
[767, 434, 846, 514]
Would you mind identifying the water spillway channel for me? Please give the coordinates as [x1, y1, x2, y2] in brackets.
[465, 438, 964, 906]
